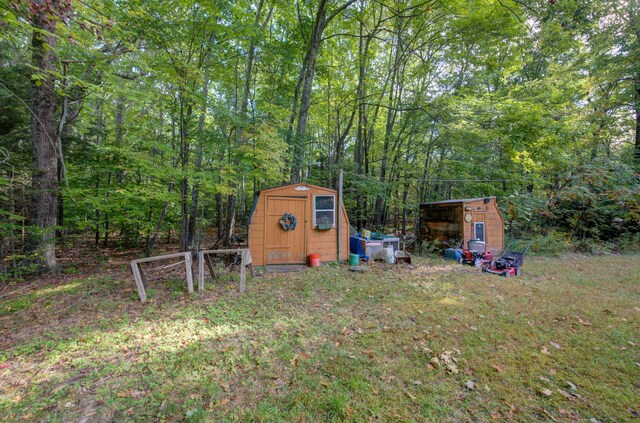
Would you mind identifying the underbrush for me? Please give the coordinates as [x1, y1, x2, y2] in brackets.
[528, 231, 640, 255]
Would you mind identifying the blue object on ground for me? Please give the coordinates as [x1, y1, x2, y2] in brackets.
[350, 236, 370, 260]
[444, 248, 463, 261]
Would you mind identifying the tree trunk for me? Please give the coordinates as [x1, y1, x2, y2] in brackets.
[188, 77, 209, 250]
[634, 73, 640, 166]
[355, 18, 371, 231]
[223, 2, 272, 246]
[373, 21, 403, 226]
[289, 0, 356, 183]
[631, 0, 640, 166]
[29, 0, 61, 272]
[216, 192, 224, 242]
[178, 97, 192, 252]
[146, 186, 171, 258]
[223, 194, 236, 247]
[290, 0, 327, 183]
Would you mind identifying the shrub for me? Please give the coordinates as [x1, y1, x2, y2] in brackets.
[528, 231, 573, 255]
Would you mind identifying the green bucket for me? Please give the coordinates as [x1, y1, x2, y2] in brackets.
[349, 253, 359, 266]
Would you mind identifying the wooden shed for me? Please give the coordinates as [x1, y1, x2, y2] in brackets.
[418, 197, 504, 253]
[248, 183, 350, 266]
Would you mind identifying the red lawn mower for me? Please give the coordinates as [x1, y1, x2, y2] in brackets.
[482, 239, 532, 277]
[458, 239, 494, 268]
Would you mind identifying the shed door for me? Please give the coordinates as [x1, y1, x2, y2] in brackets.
[266, 197, 307, 264]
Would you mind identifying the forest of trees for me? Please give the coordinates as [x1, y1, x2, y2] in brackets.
[1, 0, 638, 276]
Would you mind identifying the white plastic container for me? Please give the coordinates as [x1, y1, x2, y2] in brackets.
[365, 241, 383, 260]
[384, 246, 395, 264]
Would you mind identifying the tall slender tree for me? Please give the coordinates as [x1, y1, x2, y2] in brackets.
[27, 0, 71, 272]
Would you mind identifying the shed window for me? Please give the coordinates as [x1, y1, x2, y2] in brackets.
[474, 222, 485, 242]
[314, 195, 335, 227]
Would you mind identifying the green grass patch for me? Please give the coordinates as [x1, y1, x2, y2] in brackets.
[0, 255, 638, 421]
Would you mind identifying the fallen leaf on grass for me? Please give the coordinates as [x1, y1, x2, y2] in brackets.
[491, 411, 501, 419]
[428, 350, 461, 373]
[446, 363, 459, 374]
[567, 381, 577, 391]
[540, 389, 553, 397]
[550, 341, 561, 349]
[491, 364, 505, 372]
[541, 346, 550, 355]
[576, 316, 592, 326]
[413, 380, 422, 385]
[465, 380, 475, 390]
[361, 350, 375, 362]
[539, 376, 551, 382]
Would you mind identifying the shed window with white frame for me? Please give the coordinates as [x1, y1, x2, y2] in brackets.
[474, 222, 485, 242]
[314, 195, 335, 227]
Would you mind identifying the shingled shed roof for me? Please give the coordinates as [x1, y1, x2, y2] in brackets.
[422, 196, 496, 205]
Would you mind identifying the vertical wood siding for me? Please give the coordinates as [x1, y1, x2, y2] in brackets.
[248, 183, 350, 266]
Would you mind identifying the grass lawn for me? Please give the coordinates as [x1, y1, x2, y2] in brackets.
[0, 254, 639, 421]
